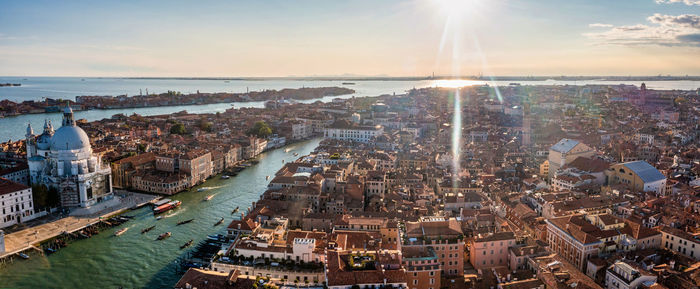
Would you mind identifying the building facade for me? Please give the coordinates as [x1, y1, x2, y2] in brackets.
[0, 178, 36, 229]
[26, 106, 113, 208]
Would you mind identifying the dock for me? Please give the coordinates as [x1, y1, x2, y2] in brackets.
[0, 192, 158, 264]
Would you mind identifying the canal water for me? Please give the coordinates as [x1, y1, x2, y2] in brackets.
[0, 138, 321, 289]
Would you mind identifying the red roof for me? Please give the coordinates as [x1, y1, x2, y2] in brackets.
[0, 178, 30, 195]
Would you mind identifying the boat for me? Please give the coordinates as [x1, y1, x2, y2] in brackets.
[221, 175, 230, 179]
[18, 253, 29, 259]
[155, 216, 163, 220]
[231, 206, 239, 214]
[266, 175, 270, 180]
[284, 148, 291, 153]
[177, 219, 195, 226]
[153, 200, 181, 214]
[342, 82, 356, 85]
[180, 239, 194, 249]
[203, 195, 213, 201]
[157, 232, 172, 240]
[114, 228, 128, 236]
[293, 152, 298, 156]
[214, 217, 224, 226]
[197, 187, 209, 192]
[153, 198, 171, 207]
[141, 225, 156, 234]
[44, 247, 57, 254]
[207, 234, 225, 241]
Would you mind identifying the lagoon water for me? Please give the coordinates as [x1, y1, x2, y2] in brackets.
[0, 77, 698, 142]
[0, 77, 697, 288]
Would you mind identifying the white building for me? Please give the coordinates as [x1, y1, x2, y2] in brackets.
[605, 261, 656, 289]
[324, 120, 383, 143]
[660, 226, 700, 260]
[547, 139, 594, 180]
[0, 178, 36, 229]
[26, 106, 113, 209]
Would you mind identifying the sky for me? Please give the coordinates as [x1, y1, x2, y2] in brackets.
[0, 0, 699, 77]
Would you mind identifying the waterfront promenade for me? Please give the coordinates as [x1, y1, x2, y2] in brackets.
[0, 192, 157, 259]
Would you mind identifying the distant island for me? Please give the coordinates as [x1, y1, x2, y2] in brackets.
[0, 83, 21, 87]
[0, 86, 354, 117]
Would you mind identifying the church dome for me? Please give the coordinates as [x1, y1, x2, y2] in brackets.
[36, 133, 52, 150]
[50, 125, 91, 151]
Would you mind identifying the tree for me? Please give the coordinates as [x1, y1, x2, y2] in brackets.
[170, 122, 186, 135]
[197, 118, 213, 132]
[247, 121, 272, 138]
[31, 184, 49, 210]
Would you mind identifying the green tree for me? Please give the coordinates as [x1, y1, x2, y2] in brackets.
[170, 122, 186, 135]
[247, 121, 272, 138]
[198, 118, 213, 132]
[31, 184, 49, 210]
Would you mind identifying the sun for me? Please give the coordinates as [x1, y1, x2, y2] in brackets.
[432, 0, 483, 20]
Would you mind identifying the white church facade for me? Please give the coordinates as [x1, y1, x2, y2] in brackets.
[26, 105, 113, 209]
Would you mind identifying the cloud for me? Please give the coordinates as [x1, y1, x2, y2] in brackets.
[677, 33, 700, 43]
[655, 0, 700, 5]
[647, 13, 700, 28]
[584, 13, 700, 47]
[589, 23, 613, 28]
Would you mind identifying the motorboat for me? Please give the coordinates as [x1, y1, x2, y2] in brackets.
[114, 228, 128, 236]
[157, 232, 172, 240]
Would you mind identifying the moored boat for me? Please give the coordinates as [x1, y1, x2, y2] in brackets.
[157, 232, 172, 240]
[221, 175, 230, 179]
[18, 253, 29, 259]
[153, 200, 181, 214]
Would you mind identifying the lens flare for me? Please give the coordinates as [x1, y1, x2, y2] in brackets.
[451, 88, 462, 189]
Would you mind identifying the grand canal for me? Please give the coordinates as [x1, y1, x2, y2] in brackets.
[0, 138, 321, 288]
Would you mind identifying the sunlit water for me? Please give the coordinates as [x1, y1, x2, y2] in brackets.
[0, 138, 321, 288]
